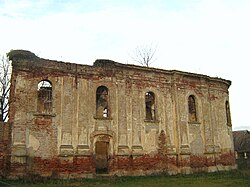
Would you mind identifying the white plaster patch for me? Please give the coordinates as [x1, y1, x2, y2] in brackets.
[28, 134, 40, 151]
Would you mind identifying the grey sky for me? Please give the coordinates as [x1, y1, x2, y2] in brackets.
[0, 0, 249, 130]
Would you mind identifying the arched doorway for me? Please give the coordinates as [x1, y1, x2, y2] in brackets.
[95, 141, 109, 173]
[91, 132, 114, 174]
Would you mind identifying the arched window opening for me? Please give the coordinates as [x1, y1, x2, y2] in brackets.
[145, 92, 155, 121]
[37, 80, 52, 113]
[96, 86, 109, 118]
[188, 95, 197, 122]
[226, 101, 232, 126]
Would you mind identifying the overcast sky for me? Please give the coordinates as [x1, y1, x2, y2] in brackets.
[0, 0, 249, 130]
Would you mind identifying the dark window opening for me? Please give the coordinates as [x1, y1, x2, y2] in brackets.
[188, 95, 197, 122]
[145, 92, 155, 121]
[37, 80, 52, 113]
[96, 86, 109, 118]
[226, 101, 231, 126]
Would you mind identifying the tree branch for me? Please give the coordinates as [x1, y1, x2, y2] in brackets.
[131, 44, 157, 67]
[0, 54, 11, 122]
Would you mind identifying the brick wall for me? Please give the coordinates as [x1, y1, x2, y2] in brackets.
[1, 50, 236, 179]
[0, 122, 11, 176]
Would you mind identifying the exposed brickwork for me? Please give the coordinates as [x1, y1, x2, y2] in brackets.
[9, 162, 27, 177]
[115, 156, 132, 170]
[190, 155, 207, 168]
[166, 156, 178, 169]
[217, 152, 236, 166]
[179, 156, 191, 167]
[0, 122, 11, 176]
[0, 50, 236, 178]
[34, 117, 52, 127]
[205, 156, 216, 167]
[132, 155, 162, 171]
[8, 156, 95, 178]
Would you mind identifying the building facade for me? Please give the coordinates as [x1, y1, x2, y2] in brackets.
[0, 50, 236, 178]
[233, 130, 250, 169]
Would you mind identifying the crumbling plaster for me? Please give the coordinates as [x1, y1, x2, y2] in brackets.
[0, 50, 236, 178]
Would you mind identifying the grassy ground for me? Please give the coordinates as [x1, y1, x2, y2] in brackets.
[0, 169, 250, 187]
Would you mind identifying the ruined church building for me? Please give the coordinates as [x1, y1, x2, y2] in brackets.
[0, 50, 235, 178]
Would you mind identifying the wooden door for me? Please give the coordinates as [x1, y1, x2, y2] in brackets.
[95, 141, 109, 173]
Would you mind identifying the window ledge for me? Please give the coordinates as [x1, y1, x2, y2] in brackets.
[144, 119, 160, 123]
[188, 121, 201, 124]
[33, 112, 56, 117]
[94, 116, 113, 120]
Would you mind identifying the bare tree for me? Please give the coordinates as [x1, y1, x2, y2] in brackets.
[131, 44, 157, 67]
[0, 55, 11, 122]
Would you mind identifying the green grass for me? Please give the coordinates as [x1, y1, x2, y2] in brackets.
[0, 169, 250, 187]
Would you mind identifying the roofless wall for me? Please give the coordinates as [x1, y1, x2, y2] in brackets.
[0, 50, 235, 178]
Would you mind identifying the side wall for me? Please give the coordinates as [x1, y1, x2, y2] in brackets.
[4, 58, 235, 178]
[0, 122, 11, 176]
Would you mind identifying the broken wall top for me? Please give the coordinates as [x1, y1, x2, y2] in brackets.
[8, 50, 231, 87]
